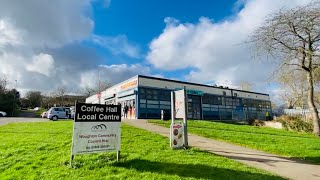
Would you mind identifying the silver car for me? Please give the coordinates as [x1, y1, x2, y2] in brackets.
[47, 107, 71, 120]
[0, 111, 7, 117]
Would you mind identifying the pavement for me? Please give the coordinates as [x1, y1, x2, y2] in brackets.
[122, 119, 320, 180]
[0, 117, 49, 126]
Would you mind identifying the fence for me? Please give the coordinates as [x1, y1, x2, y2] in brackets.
[283, 109, 314, 121]
[284, 109, 310, 116]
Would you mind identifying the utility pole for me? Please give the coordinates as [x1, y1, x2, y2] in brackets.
[11, 80, 17, 116]
[98, 67, 101, 104]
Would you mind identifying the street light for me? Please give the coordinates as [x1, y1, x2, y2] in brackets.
[11, 80, 17, 116]
[98, 67, 101, 104]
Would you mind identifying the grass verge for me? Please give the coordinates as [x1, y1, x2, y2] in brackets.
[0, 121, 282, 179]
[149, 120, 320, 164]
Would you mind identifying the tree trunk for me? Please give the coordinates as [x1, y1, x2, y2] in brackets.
[307, 72, 320, 136]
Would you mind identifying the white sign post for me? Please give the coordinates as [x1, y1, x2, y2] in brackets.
[170, 89, 188, 148]
[70, 103, 121, 165]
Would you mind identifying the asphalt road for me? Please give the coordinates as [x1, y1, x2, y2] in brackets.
[0, 117, 50, 126]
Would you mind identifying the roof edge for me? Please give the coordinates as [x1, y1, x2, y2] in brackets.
[137, 75, 269, 96]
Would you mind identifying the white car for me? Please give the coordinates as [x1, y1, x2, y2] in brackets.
[40, 111, 48, 118]
[47, 107, 72, 120]
[0, 111, 7, 117]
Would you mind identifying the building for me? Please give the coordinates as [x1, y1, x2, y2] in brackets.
[86, 75, 272, 120]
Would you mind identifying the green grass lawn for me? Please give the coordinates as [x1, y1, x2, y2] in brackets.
[0, 121, 282, 179]
[149, 120, 320, 164]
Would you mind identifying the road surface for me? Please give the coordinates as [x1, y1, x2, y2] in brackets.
[0, 117, 50, 126]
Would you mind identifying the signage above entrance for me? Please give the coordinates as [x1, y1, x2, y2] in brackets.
[186, 89, 204, 96]
[120, 80, 137, 90]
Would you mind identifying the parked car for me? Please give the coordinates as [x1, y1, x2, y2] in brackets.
[0, 111, 7, 117]
[47, 107, 72, 120]
[40, 111, 48, 118]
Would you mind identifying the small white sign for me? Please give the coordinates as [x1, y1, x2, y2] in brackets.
[174, 89, 186, 119]
[71, 103, 121, 155]
[72, 122, 120, 154]
[170, 123, 184, 148]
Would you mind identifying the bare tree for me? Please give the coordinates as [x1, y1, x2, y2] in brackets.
[0, 77, 8, 93]
[250, 2, 320, 135]
[278, 71, 307, 109]
[51, 87, 68, 106]
[80, 80, 111, 97]
[80, 86, 98, 97]
[238, 81, 254, 91]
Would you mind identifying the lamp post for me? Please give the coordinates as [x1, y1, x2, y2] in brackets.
[11, 80, 17, 116]
[98, 67, 101, 104]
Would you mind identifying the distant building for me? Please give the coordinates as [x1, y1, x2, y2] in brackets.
[86, 75, 272, 120]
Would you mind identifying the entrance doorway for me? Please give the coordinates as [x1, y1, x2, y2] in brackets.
[187, 95, 202, 119]
[119, 99, 136, 119]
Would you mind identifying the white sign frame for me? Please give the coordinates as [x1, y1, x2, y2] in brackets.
[174, 89, 186, 119]
[171, 89, 188, 148]
[70, 103, 121, 164]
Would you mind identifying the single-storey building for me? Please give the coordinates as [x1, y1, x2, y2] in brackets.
[85, 75, 272, 120]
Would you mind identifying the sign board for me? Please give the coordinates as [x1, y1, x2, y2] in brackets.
[174, 89, 186, 119]
[187, 89, 204, 96]
[120, 80, 137, 90]
[171, 89, 188, 148]
[71, 103, 121, 155]
[170, 123, 184, 148]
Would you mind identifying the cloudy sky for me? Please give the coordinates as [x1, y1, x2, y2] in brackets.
[0, 0, 313, 102]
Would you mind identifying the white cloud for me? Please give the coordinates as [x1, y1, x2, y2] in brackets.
[0, 0, 147, 95]
[0, 0, 93, 48]
[0, 52, 26, 84]
[147, 0, 313, 91]
[0, 0, 97, 93]
[80, 64, 150, 89]
[26, 53, 55, 76]
[92, 35, 141, 58]
[0, 19, 23, 47]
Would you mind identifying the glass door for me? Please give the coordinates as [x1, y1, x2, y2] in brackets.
[187, 95, 202, 119]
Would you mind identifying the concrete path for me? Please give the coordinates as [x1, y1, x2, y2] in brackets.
[0, 117, 49, 126]
[123, 119, 320, 180]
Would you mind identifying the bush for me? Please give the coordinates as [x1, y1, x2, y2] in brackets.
[0, 92, 16, 116]
[249, 119, 265, 126]
[275, 115, 313, 133]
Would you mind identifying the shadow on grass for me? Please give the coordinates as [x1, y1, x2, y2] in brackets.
[297, 156, 320, 165]
[113, 159, 282, 180]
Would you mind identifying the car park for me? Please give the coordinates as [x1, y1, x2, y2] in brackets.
[0, 111, 7, 117]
